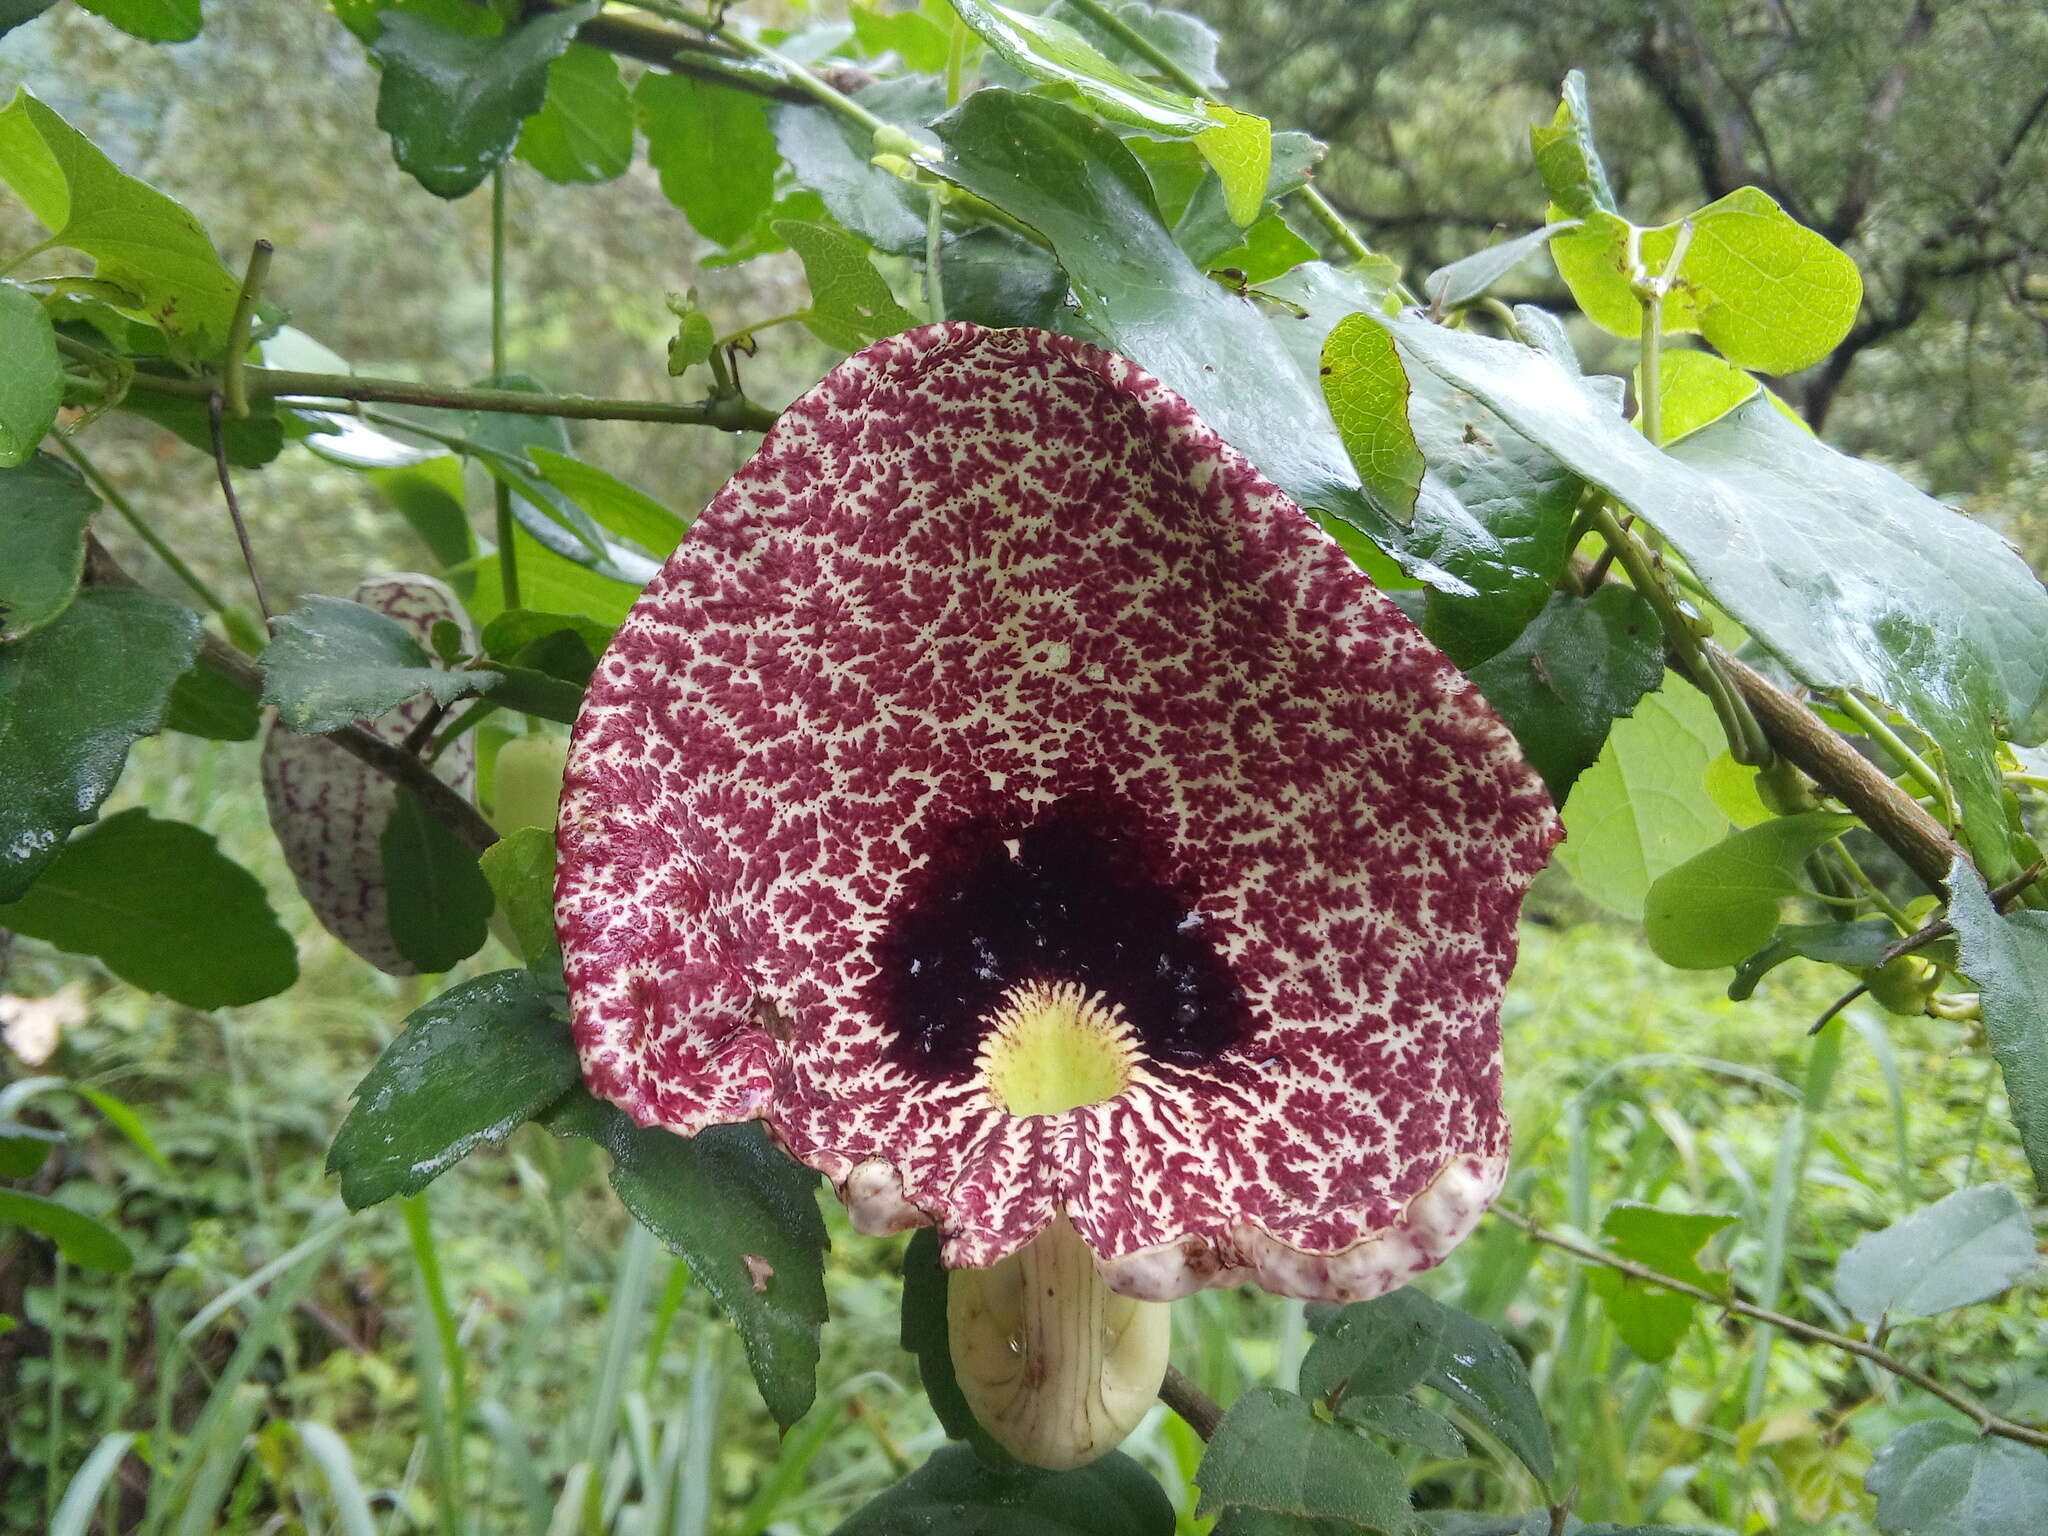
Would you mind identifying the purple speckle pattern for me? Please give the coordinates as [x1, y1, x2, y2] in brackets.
[556, 325, 1560, 1300]
[262, 574, 476, 976]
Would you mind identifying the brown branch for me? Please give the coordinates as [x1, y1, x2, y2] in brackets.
[1159, 1365, 1224, 1439]
[1493, 1204, 2048, 1451]
[84, 539, 501, 857]
[1876, 859, 2048, 966]
[1715, 650, 1964, 893]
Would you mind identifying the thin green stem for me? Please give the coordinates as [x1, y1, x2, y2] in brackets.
[623, 0, 894, 136]
[0, 237, 55, 279]
[45, 1257, 66, 1528]
[80, 363, 780, 433]
[403, 1195, 472, 1535]
[1062, 0, 1201, 90]
[1636, 282, 1664, 447]
[489, 165, 518, 611]
[712, 310, 809, 350]
[945, 14, 970, 105]
[54, 438, 231, 614]
[925, 193, 947, 323]
[1835, 689, 1957, 824]
[222, 239, 273, 420]
[1832, 842, 1913, 929]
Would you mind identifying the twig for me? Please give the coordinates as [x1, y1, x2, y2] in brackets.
[53, 437, 231, 616]
[222, 239, 272, 420]
[1493, 1203, 2048, 1451]
[91, 364, 780, 434]
[1807, 981, 1869, 1036]
[1717, 651, 1965, 893]
[84, 538, 500, 857]
[1876, 859, 2048, 966]
[207, 394, 272, 625]
[1159, 1364, 1223, 1440]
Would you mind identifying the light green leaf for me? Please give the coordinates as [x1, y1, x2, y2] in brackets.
[0, 1188, 131, 1271]
[637, 72, 781, 246]
[835, 1444, 1173, 1534]
[851, 0, 952, 72]
[261, 594, 494, 734]
[73, 0, 199, 42]
[1867, 1420, 2048, 1536]
[1637, 348, 1759, 443]
[380, 786, 492, 973]
[465, 526, 643, 630]
[1834, 1185, 2037, 1324]
[1321, 313, 1424, 525]
[1424, 223, 1575, 312]
[327, 969, 576, 1209]
[1557, 683, 1729, 920]
[368, 455, 474, 570]
[514, 43, 632, 185]
[1586, 1203, 1738, 1363]
[0, 89, 240, 351]
[1195, 103, 1271, 229]
[1530, 70, 1617, 219]
[480, 824, 557, 963]
[529, 446, 688, 559]
[0, 1121, 59, 1177]
[775, 220, 918, 350]
[1056, 0, 1224, 92]
[1949, 861, 2048, 1189]
[1469, 585, 1665, 802]
[0, 451, 93, 639]
[1644, 811, 1857, 969]
[546, 1091, 829, 1431]
[0, 586, 199, 901]
[0, 283, 59, 467]
[370, 3, 595, 200]
[0, 808, 298, 1007]
[1195, 1387, 1411, 1531]
[1550, 187, 1862, 374]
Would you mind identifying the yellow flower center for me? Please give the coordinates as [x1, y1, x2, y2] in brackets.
[975, 980, 1138, 1116]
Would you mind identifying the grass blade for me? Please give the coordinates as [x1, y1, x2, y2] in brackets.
[50, 1431, 137, 1536]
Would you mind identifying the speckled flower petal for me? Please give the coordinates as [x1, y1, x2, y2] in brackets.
[557, 324, 1560, 1302]
[262, 574, 476, 975]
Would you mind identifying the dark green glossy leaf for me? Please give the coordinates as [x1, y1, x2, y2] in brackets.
[1727, 919, 1895, 1001]
[941, 226, 1070, 329]
[1834, 1184, 2036, 1325]
[1425, 1304, 1553, 1487]
[162, 649, 262, 741]
[479, 607, 610, 686]
[0, 808, 297, 1006]
[1057, 0, 1224, 92]
[74, 0, 199, 42]
[1950, 860, 2048, 1188]
[776, 219, 918, 350]
[0, 90, 240, 352]
[0, 283, 59, 467]
[1468, 586, 1665, 801]
[0, 451, 93, 640]
[261, 594, 493, 734]
[1530, 70, 1617, 219]
[833, 1443, 1172, 1535]
[931, 92, 1387, 553]
[0, 585, 199, 901]
[637, 72, 780, 246]
[1173, 130, 1322, 267]
[116, 376, 285, 468]
[1585, 1203, 1737, 1363]
[327, 968, 575, 1209]
[1299, 1287, 1446, 1403]
[1551, 189, 1860, 374]
[1196, 1386, 1411, 1531]
[771, 78, 937, 256]
[515, 43, 631, 185]
[951, 0, 1210, 134]
[479, 825, 557, 964]
[546, 1091, 828, 1430]
[0, 1188, 132, 1271]
[1424, 224, 1574, 312]
[900, 1227, 1011, 1463]
[1866, 1420, 2048, 1536]
[1379, 316, 2048, 873]
[379, 786, 491, 973]
[1644, 812, 1857, 969]
[371, 3, 594, 200]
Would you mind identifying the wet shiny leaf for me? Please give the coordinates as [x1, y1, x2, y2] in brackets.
[0, 451, 93, 639]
